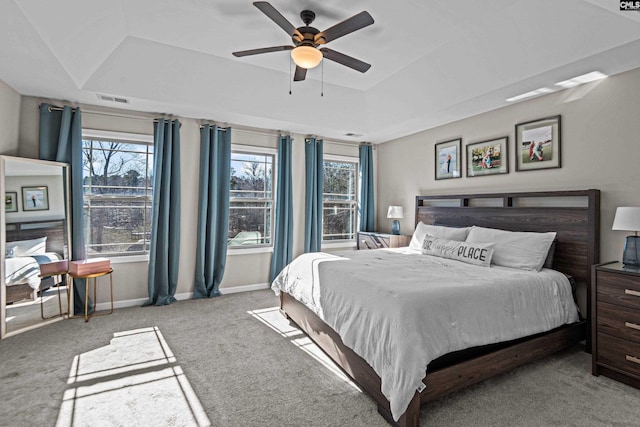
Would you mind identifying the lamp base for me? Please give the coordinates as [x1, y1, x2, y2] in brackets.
[623, 235, 640, 267]
[391, 220, 400, 235]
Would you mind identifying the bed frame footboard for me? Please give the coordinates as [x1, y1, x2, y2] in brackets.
[281, 291, 585, 426]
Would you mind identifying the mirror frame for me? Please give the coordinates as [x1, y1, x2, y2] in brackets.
[0, 155, 73, 339]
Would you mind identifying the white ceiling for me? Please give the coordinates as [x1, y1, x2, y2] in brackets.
[1, 0, 639, 143]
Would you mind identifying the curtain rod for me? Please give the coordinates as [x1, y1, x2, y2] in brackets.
[43, 105, 369, 146]
[304, 137, 363, 148]
[44, 105, 157, 121]
[199, 124, 229, 131]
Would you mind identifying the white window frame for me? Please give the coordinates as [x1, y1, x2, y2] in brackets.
[321, 154, 359, 249]
[82, 129, 154, 262]
[228, 144, 276, 254]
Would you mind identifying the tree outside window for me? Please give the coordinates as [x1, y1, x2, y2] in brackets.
[323, 159, 358, 241]
[82, 134, 154, 256]
[228, 150, 274, 247]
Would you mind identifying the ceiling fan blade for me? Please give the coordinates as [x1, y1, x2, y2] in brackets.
[315, 11, 374, 44]
[293, 66, 307, 81]
[253, 2, 303, 40]
[233, 45, 293, 57]
[320, 48, 371, 73]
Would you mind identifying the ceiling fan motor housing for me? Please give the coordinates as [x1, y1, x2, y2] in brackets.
[294, 26, 320, 46]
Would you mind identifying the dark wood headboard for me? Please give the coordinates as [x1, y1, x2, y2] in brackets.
[6, 219, 68, 257]
[416, 189, 600, 334]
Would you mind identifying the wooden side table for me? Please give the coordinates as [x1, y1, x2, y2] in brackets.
[69, 268, 114, 322]
[38, 269, 69, 320]
[357, 231, 411, 250]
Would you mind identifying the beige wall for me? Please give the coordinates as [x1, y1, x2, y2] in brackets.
[377, 66, 640, 270]
[15, 96, 359, 304]
[0, 79, 20, 155]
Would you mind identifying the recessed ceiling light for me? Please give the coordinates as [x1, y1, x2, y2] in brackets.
[555, 71, 607, 88]
[506, 87, 554, 102]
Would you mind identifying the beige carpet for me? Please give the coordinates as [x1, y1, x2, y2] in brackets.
[0, 289, 639, 426]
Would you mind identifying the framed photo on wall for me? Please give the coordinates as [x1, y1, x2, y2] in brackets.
[5, 192, 17, 212]
[466, 137, 509, 177]
[435, 138, 461, 180]
[22, 186, 49, 211]
[515, 115, 561, 171]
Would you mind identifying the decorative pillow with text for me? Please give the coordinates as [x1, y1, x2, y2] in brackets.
[409, 222, 470, 250]
[5, 246, 16, 258]
[422, 235, 494, 267]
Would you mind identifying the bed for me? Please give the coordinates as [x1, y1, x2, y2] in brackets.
[273, 189, 600, 426]
[4, 220, 67, 305]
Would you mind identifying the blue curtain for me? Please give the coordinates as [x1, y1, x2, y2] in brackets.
[359, 144, 375, 232]
[38, 103, 89, 315]
[269, 135, 293, 282]
[304, 137, 323, 253]
[145, 119, 181, 306]
[193, 124, 231, 298]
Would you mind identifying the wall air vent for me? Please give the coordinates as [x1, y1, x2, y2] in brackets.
[97, 94, 130, 104]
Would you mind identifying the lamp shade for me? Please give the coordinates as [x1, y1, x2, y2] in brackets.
[291, 46, 323, 69]
[612, 207, 640, 231]
[387, 206, 404, 219]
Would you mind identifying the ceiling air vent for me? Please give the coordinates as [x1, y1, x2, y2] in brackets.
[97, 94, 130, 104]
[344, 132, 363, 137]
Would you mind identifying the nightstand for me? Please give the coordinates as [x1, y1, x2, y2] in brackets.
[592, 261, 640, 389]
[357, 231, 411, 250]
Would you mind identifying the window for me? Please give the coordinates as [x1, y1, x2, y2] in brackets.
[82, 131, 154, 257]
[228, 146, 275, 248]
[322, 157, 358, 241]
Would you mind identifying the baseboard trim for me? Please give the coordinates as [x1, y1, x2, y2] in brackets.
[93, 283, 271, 311]
[221, 282, 270, 294]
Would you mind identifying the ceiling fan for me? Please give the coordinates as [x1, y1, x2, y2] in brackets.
[232, 1, 374, 82]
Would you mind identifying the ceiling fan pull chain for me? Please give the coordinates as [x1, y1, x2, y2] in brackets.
[321, 60, 324, 97]
[289, 56, 293, 95]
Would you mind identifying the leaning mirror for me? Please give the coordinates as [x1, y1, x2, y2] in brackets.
[1, 156, 72, 338]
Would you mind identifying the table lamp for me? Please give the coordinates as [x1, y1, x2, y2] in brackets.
[387, 206, 404, 235]
[612, 207, 640, 267]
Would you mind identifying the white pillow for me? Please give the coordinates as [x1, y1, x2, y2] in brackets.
[9, 237, 47, 257]
[409, 222, 470, 250]
[465, 226, 556, 271]
[422, 235, 494, 267]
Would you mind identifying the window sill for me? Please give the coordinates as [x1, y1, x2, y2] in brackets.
[106, 254, 150, 264]
[321, 241, 357, 250]
[227, 246, 274, 256]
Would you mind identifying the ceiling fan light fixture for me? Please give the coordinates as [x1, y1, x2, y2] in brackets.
[291, 46, 323, 69]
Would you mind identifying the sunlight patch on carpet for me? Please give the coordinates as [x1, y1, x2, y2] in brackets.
[56, 326, 210, 427]
[67, 326, 176, 384]
[248, 306, 303, 338]
[248, 307, 361, 392]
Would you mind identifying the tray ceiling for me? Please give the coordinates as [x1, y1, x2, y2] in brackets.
[1, 0, 639, 143]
